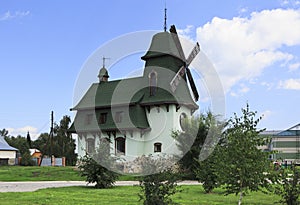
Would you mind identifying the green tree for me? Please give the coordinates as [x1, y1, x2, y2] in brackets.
[33, 116, 77, 166]
[219, 104, 271, 205]
[5, 135, 35, 166]
[79, 139, 118, 188]
[26, 132, 32, 148]
[138, 155, 179, 205]
[53, 116, 77, 165]
[173, 111, 224, 180]
[274, 167, 300, 205]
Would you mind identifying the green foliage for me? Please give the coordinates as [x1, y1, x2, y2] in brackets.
[274, 167, 300, 205]
[5, 135, 35, 166]
[79, 139, 118, 189]
[194, 149, 220, 193]
[34, 116, 77, 166]
[138, 155, 179, 205]
[173, 111, 224, 180]
[218, 103, 271, 204]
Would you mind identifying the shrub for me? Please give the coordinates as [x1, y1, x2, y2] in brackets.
[79, 155, 118, 188]
[78, 139, 118, 189]
[138, 155, 179, 205]
[274, 166, 300, 205]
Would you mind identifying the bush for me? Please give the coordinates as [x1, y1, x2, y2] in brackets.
[79, 155, 118, 188]
[78, 139, 118, 189]
[274, 166, 300, 205]
[138, 155, 179, 205]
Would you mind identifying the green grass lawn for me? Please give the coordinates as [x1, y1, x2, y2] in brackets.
[0, 185, 280, 205]
[0, 166, 137, 181]
[0, 166, 84, 181]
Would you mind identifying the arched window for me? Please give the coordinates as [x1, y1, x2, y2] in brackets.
[149, 71, 157, 96]
[179, 113, 187, 131]
[154, 142, 162, 152]
[86, 138, 95, 154]
[115, 137, 125, 155]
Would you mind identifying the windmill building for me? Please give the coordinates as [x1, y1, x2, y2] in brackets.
[69, 25, 200, 162]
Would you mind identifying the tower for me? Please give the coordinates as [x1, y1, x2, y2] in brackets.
[98, 57, 110, 82]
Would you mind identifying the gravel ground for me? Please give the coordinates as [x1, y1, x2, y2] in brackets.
[0, 181, 199, 192]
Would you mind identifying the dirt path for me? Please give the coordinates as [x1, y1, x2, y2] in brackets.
[0, 181, 199, 192]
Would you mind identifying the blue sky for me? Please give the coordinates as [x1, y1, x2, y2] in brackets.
[1, 0, 300, 139]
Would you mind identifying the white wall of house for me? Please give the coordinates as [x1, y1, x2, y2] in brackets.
[76, 104, 193, 162]
[0, 150, 16, 159]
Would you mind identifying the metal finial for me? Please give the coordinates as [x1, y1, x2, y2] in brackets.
[164, 3, 167, 32]
[102, 57, 110, 68]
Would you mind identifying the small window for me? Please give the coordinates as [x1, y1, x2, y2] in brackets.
[85, 114, 93, 125]
[154, 142, 162, 152]
[115, 111, 124, 123]
[86, 138, 95, 154]
[149, 71, 157, 96]
[115, 137, 125, 155]
[179, 113, 187, 131]
[99, 113, 107, 124]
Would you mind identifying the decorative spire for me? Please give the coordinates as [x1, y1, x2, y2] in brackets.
[98, 56, 110, 82]
[164, 2, 167, 32]
[102, 56, 110, 68]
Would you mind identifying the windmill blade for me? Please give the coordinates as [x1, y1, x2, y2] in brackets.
[186, 67, 199, 101]
[186, 42, 200, 66]
[170, 65, 185, 92]
[169, 25, 186, 62]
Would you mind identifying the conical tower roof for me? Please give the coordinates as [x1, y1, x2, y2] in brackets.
[141, 31, 184, 62]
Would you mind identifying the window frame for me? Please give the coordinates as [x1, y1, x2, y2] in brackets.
[154, 142, 162, 153]
[99, 112, 108, 124]
[149, 71, 157, 96]
[115, 137, 125, 155]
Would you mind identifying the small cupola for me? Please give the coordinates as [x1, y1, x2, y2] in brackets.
[98, 57, 110, 82]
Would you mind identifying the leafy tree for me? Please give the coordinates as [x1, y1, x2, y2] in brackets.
[219, 104, 271, 205]
[0, 128, 9, 137]
[53, 116, 77, 165]
[79, 139, 118, 188]
[194, 148, 221, 193]
[138, 155, 179, 205]
[274, 167, 300, 205]
[173, 111, 224, 179]
[33, 116, 77, 166]
[5, 135, 35, 166]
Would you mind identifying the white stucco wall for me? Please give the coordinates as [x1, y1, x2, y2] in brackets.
[76, 104, 193, 161]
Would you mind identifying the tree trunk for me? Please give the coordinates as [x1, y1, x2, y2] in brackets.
[238, 191, 243, 205]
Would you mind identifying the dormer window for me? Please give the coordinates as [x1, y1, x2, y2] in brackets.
[149, 71, 157, 96]
[99, 113, 107, 124]
[115, 111, 124, 123]
[85, 114, 93, 125]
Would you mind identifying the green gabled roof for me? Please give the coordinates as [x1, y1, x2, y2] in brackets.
[72, 77, 145, 110]
[69, 105, 150, 133]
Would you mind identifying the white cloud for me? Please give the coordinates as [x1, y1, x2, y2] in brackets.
[0, 10, 30, 21]
[230, 84, 250, 97]
[279, 78, 300, 89]
[261, 110, 273, 120]
[7, 126, 39, 140]
[178, 25, 196, 42]
[288, 62, 300, 71]
[196, 8, 300, 93]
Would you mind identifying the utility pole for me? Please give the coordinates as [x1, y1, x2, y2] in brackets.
[50, 111, 54, 163]
[39, 111, 54, 166]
